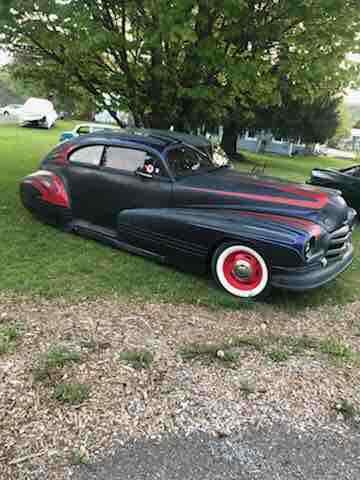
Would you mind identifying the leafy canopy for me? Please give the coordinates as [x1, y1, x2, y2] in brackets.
[1, 0, 359, 128]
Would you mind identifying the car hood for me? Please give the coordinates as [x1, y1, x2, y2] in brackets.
[174, 168, 352, 232]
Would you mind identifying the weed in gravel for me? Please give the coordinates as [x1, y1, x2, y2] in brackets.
[69, 447, 90, 465]
[180, 343, 240, 365]
[334, 399, 359, 421]
[118, 350, 154, 369]
[229, 336, 264, 351]
[239, 379, 256, 397]
[80, 338, 111, 352]
[267, 349, 290, 363]
[281, 335, 320, 353]
[0, 323, 22, 354]
[319, 338, 354, 362]
[32, 345, 81, 382]
[54, 383, 90, 405]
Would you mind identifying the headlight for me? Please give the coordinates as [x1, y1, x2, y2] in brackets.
[304, 236, 317, 260]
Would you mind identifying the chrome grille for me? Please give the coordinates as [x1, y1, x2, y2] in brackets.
[326, 224, 352, 258]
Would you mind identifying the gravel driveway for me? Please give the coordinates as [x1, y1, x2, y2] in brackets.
[1, 294, 359, 479]
[71, 425, 360, 480]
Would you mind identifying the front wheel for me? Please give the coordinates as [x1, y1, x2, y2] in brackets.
[211, 243, 271, 300]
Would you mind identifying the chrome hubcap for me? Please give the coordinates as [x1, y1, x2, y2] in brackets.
[233, 260, 252, 281]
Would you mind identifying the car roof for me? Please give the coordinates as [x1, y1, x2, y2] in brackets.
[74, 123, 121, 129]
[72, 128, 212, 153]
[74, 130, 182, 152]
[126, 128, 210, 147]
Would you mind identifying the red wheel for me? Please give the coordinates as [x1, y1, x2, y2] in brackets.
[212, 244, 270, 299]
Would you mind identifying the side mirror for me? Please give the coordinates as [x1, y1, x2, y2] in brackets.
[135, 169, 153, 179]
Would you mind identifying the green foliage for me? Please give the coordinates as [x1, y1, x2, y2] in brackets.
[118, 350, 154, 369]
[2, 0, 359, 129]
[33, 345, 81, 382]
[179, 343, 240, 364]
[319, 338, 354, 362]
[69, 448, 90, 465]
[266, 95, 343, 145]
[331, 101, 352, 145]
[230, 336, 264, 351]
[53, 383, 90, 405]
[0, 323, 21, 354]
[267, 350, 290, 363]
[334, 399, 359, 420]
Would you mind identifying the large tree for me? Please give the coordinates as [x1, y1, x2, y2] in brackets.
[1, 0, 359, 136]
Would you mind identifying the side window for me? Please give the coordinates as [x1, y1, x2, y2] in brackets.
[69, 146, 104, 166]
[166, 147, 212, 177]
[105, 147, 164, 175]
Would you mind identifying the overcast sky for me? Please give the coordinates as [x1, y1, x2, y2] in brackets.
[0, 50, 10, 66]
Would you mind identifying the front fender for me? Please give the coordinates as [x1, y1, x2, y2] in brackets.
[117, 208, 315, 271]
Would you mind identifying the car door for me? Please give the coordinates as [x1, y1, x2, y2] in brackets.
[66, 144, 172, 228]
[95, 145, 172, 228]
[65, 144, 105, 223]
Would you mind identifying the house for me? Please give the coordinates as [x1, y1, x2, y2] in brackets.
[94, 109, 134, 126]
[237, 130, 307, 157]
[351, 128, 360, 151]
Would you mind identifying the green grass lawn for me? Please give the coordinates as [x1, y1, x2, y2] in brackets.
[0, 122, 359, 310]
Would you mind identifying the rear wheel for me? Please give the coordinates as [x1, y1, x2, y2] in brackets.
[212, 243, 270, 300]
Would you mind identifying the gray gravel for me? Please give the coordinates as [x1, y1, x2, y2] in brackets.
[69, 424, 360, 480]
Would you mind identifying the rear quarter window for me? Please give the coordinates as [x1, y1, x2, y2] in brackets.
[69, 146, 104, 166]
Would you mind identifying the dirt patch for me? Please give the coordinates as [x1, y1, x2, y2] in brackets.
[0, 293, 359, 479]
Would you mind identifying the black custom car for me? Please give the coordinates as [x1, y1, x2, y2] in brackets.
[309, 165, 360, 213]
[20, 131, 356, 300]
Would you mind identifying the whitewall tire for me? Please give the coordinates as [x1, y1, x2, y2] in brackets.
[212, 244, 270, 299]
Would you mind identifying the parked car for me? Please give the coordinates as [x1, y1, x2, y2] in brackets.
[59, 123, 121, 143]
[309, 165, 360, 213]
[20, 98, 58, 129]
[0, 104, 23, 117]
[20, 131, 356, 300]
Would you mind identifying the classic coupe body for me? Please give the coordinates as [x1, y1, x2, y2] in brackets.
[20, 131, 356, 299]
[309, 165, 360, 213]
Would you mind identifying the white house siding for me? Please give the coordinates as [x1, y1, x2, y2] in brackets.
[237, 132, 306, 157]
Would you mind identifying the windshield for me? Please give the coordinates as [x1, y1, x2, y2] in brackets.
[166, 146, 216, 178]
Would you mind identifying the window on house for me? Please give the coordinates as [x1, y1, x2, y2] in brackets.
[273, 134, 285, 144]
[246, 129, 258, 140]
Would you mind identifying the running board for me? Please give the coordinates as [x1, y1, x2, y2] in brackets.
[71, 220, 165, 262]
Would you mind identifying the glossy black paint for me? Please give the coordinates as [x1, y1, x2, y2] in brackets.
[309, 165, 360, 213]
[20, 131, 356, 294]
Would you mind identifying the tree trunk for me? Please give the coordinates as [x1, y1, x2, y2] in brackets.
[108, 109, 126, 127]
[221, 124, 238, 157]
[148, 111, 171, 130]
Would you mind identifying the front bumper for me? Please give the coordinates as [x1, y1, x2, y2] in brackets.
[271, 244, 353, 291]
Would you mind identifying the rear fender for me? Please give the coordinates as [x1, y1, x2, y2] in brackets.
[22, 170, 70, 208]
[20, 170, 72, 227]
